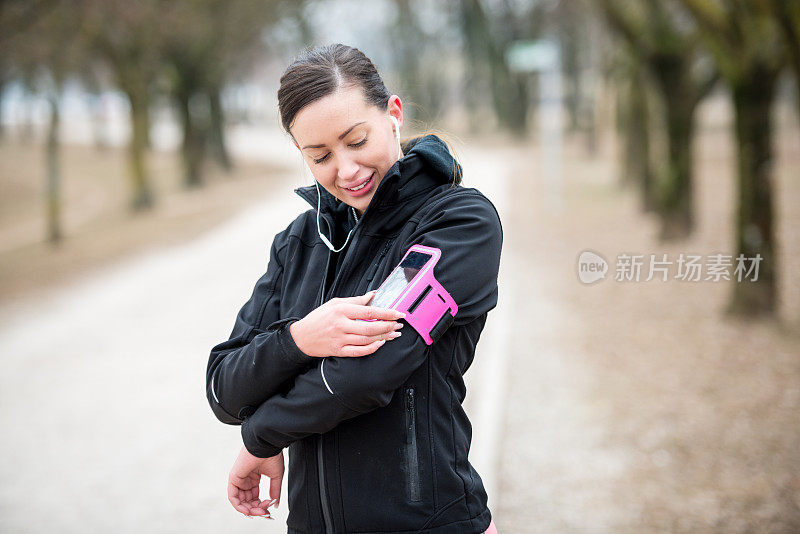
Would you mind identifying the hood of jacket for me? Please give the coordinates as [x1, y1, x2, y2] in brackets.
[294, 134, 462, 234]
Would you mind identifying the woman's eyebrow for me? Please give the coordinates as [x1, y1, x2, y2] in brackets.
[302, 121, 366, 149]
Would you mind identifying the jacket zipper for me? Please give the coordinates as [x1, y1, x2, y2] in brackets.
[405, 386, 421, 502]
[365, 239, 394, 289]
[317, 214, 335, 534]
[315, 209, 378, 532]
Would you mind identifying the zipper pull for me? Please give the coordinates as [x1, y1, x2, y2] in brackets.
[405, 388, 415, 443]
[366, 240, 393, 284]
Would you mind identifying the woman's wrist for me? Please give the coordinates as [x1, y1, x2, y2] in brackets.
[289, 319, 315, 357]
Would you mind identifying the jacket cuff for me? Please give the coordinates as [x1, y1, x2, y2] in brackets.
[275, 318, 316, 364]
[241, 418, 282, 458]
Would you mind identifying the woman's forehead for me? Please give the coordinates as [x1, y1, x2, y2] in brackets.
[291, 87, 380, 143]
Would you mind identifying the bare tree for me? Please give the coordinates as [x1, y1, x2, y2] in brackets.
[613, 49, 657, 211]
[771, 0, 800, 123]
[458, 0, 535, 136]
[160, 0, 285, 187]
[2, 0, 87, 244]
[82, 0, 163, 211]
[679, 0, 786, 317]
[599, 0, 718, 240]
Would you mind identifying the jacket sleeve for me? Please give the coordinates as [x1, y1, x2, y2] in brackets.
[240, 191, 503, 457]
[206, 231, 315, 425]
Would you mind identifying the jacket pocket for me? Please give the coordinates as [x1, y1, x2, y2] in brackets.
[404, 386, 421, 502]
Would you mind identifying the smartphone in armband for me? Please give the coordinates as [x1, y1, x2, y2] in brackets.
[369, 244, 458, 345]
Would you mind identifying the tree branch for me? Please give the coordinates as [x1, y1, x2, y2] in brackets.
[598, 0, 651, 57]
[678, 0, 735, 51]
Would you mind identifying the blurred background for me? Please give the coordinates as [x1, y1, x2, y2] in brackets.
[0, 0, 798, 532]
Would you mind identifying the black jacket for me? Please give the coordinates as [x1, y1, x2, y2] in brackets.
[206, 135, 503, 534]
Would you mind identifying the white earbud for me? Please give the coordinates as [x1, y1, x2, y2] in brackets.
[390, 116, 403, 160]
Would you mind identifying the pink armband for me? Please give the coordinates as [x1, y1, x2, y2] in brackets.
[370, 244, 458, 345]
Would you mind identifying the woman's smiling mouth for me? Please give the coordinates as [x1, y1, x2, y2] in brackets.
[343, 173, 375, 196]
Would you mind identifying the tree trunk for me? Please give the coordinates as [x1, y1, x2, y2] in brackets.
[727, 68, 778, 316]
[20, 91, 36, 144]
[459, 0, 487, 134]
[207, 85, 231, 171]
[488, 56, 529, 137]
[46, 96, 62, 245]
[178, 91, 204, 189]
[394, 0, 424, 123]
[623, 66, 655, 212]
[561, 28, 581, 133]
[0, 78, 5, 141]
[653, 60, 696, 240]
[89, 93, 110, 151]
[125, 80, 154, 211]
[659, 106, 694, 239]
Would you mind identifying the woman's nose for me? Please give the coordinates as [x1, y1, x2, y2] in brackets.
[336, 154, 359, 182]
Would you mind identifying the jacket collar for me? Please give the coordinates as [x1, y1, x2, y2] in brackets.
[294, 135, 461, 233]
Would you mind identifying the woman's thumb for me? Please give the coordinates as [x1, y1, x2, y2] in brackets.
[359, 290, 377, 303]
[342, 290, 376, 304]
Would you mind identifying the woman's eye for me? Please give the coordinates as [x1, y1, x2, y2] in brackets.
[311, 138, 364, 164]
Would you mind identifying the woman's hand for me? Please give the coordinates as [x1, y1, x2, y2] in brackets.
[289, 290, 405, 358]
[228, 445, 284, 518]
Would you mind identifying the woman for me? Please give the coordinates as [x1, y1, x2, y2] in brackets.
[206, 43, 502, 534]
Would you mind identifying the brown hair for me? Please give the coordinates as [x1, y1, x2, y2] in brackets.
[278, 44, 391, 135]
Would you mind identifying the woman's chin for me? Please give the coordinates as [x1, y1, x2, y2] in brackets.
[350, 198, 369, 215]
[344, 192, 375, 215]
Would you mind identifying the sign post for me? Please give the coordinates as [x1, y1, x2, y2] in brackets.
[506, 39, 563, 213]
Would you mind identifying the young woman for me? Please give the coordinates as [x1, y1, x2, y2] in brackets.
[206, 43, 502, 534]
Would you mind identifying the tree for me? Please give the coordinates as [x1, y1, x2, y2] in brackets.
[614, 50, 657, 211]
[770, 0, 800, 123]
[390, 0, 451, 126]
[160, 0, 284, 187]
[458, 0, 534, 136]
[552, 0, 601, 153]
[0, 58, 9, 141]
[599, 0, 718, 240]
[2, 0, 87, 244]
[678, 0, 786, 317]
[82, 0, 163, 211]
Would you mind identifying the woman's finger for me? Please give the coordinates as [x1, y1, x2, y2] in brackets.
[340, 290, 377, 305]
[228, 469, 263, 515]
[340, 330, 402, 349]
[339, 339, 386, 357]
[246, 486, 258, 505]
[343, 303, 405, 321]
[228, 483, 252, 515]
[268, 473, 282, 508]
[346, 319, 403, 337]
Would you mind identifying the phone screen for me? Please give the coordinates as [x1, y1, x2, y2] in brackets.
[370, 251, 431, 309]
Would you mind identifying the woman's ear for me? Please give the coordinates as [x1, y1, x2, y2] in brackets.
[387, 95, 403, 130]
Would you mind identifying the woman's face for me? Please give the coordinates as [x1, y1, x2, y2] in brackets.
[290, 84, 403, 215]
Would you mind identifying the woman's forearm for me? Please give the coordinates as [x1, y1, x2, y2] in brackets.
[207, 317, 316, 424]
